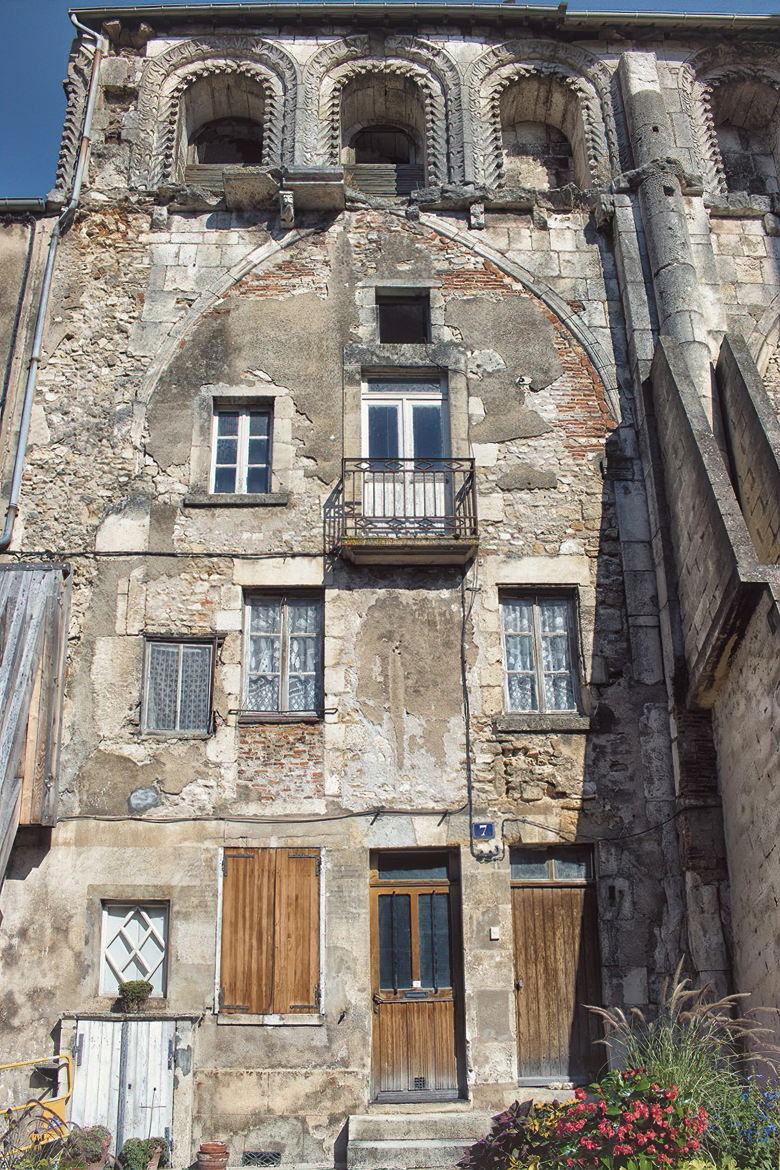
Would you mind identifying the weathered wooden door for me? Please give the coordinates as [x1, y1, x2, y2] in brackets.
[511, 847, 602, 1083]
[70, 1019, 175, 1151]
[370, 852, 462, 1100]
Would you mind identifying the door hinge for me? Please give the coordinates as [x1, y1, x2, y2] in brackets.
[167, 1038, 175, 1070]
[72, 1032, 84, 1067]
[219, 986, 249, 1012]
[290, 984, 320, 1012]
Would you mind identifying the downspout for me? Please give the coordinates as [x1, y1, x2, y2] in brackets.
[0, 14, 107, 551]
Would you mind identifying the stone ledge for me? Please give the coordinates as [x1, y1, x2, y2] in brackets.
[493, 713, 591, 734]
[183, 492, 289, 508]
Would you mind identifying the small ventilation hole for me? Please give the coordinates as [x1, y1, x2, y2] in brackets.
[242, 1153, 281, 1167]
[413, 1076, 427, 1091]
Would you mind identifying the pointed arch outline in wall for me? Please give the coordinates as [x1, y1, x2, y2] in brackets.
[467, 41, 616, 190]
[137, 213, 618, 426]
[302, 35, 464, 184]
[748, 299, 780, 378]
[53, 39, 96, 197]
[682, 44, 780, 197]
[131, 37, 299, 188]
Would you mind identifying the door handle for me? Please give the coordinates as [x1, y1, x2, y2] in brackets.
[514, 978, 524, 992]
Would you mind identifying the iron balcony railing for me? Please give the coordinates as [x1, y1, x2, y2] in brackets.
[326, 457, 478, 551]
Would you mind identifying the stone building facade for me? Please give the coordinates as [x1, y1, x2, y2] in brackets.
[0, 3, 779, 1167]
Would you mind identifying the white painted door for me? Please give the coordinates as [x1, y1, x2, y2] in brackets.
[70, 1020, 175, 1152]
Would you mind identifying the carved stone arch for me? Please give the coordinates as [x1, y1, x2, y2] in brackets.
[467, 41, 617, 189]
[682, 46, 780, 196]
[303, 35, 464, 182]
[53, 39, 95, 196]
[131, 37, 299, 188]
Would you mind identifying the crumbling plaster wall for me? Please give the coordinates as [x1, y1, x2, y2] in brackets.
[8, 19, 767, 1161]
[0, 191, 687, 1134]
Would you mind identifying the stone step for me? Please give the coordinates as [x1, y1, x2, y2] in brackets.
[349, 1112, 491, 1143]
[348, 1138, 474, 1170]
[347, 1112, 491, 1170]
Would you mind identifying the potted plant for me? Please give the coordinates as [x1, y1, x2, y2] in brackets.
[119, 1136, 170, 1170]
[116, 979, 153, 1013]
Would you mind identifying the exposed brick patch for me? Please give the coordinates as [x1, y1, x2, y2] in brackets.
[237, 722, 325, 801]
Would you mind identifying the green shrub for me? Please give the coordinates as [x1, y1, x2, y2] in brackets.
[117, 1137, 169, 1170]
[116, 981, 153, 1009]
[63, 1125, 112, 1166]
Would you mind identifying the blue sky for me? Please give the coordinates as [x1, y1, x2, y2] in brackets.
[2, 0, 779, 197]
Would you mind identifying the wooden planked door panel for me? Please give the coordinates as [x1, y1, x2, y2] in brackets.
[370, 875, 460, 1098]
[513, 884, 601, 1081]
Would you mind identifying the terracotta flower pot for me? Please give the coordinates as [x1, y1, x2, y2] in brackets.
[196, 1142, 229, 1170]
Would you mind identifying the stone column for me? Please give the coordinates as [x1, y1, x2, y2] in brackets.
[619, 51, 712, 413]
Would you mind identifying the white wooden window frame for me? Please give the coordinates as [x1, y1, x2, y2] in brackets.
[361, 373, 449, 461]
[142, 637, 215, 735]
[243, 594, 324, 717]
[500, 592, 581, 715]
[213, 847, 326, 1025]
[211, 406, 272, 495]
[100, 901, 170, 998]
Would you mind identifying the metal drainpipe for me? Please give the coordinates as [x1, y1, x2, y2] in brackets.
[0, 14, 107, 552]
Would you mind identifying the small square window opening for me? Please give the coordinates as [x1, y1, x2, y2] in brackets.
[143, 639, 213, 734]
[245, 595, 323, 716]
[501, 594, 579, 714]
[376, 292, 430, 344]
[212, 408, 271, 495]
[101, 902, 169, 997]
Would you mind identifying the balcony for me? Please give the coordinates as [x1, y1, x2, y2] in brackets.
[326, 458, 478, 566]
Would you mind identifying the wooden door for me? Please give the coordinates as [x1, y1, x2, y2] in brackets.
[70, 1019, 175, 1150]
[370, 852, 462, 1100]
[511, 847, 602, 1083]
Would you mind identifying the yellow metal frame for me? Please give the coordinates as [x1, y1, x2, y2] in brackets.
[0, 1054, 73, 1146]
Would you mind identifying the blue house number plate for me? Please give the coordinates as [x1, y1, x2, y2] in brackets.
[472, 822, 495, 839]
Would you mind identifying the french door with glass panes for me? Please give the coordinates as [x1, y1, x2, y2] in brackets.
[361, 376, 451, 528]
[370, 851, 464, 1100]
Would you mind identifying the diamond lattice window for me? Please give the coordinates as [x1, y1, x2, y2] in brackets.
[101, 903, 169, 997]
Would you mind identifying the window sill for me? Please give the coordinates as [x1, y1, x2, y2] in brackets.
[216, 1012, 324, 1027]
[138, 729, 211, 740]
[237, 712, 323, 725]
[494, 713, 591, 734]
[183, 492, 289, 508]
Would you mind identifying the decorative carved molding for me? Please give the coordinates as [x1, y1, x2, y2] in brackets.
[53, 40, 95, 195]
[132, 37, 299, 188]
[303, 35, 464, 183]
[467, 41, 617, 189]
[681, 46, 780, 197]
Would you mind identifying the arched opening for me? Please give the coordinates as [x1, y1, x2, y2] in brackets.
[340, 74, 426, 196]
[190, 117, 264, 165]
[499, 75, 587, 190]
[711, 80, 780, 196]
[178, 73, 267, 188]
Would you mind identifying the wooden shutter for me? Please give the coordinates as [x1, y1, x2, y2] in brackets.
[220, 848, 319, 1014]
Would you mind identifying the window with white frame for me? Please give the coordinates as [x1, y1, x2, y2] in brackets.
[101, 902, 169, 997]
[212, 407, 271, 495]
[245, 595, 323, 716]
[143, 639, 213, 734]
[501, 593, 579, 714]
